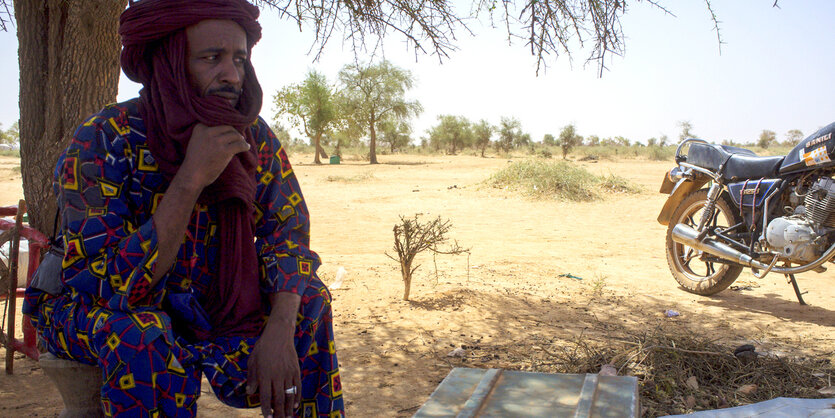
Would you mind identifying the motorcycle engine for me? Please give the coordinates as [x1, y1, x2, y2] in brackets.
[765, 177, 835, 262]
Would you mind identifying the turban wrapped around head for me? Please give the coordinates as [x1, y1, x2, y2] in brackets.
[119, 0, 265, 340]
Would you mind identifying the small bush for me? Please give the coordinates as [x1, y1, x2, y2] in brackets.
[0, 149, 20, 158]
[648, 146, 674, 161]
[488, 160, 641, 201]
[599, 174, 643, 194]
[325, 172, 373, 183]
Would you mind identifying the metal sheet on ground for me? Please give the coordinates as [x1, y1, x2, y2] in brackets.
[414, 368, 639, 417]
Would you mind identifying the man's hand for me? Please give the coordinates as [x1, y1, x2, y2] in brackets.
[179, 123, 250, 190]
[150, 123, 250, 285]
[247, 293, 302, 418]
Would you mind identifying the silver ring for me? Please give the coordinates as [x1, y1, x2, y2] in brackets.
[284, 386, 297, 395]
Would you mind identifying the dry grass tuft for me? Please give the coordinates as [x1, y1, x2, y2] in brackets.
[510, 332, 833, 417]
[487, 160, 642, 201]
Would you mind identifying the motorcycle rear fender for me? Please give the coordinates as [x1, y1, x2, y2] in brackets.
[657, 177, 710, 225]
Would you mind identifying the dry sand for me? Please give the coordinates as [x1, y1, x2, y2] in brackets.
[1, 153, 832, 416]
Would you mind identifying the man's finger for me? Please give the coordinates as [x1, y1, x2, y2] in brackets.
[246, 356, 258, 395]
[273, 381, 284, 418]
[260, 383, 272, 418]
[225, 137, 250, 154]
[284, 382, 294, 417]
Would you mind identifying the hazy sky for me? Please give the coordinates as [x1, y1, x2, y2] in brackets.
[1, 1, 833, 145]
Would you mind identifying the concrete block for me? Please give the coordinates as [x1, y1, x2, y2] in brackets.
[39, 352, 103, 418]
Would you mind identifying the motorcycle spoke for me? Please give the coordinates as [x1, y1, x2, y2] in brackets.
[686, 214, 697, 227]
[705, 262, 715, 275]
[680, 247, 698, 267]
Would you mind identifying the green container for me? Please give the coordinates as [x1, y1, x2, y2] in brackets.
[329, 155, 340, 165]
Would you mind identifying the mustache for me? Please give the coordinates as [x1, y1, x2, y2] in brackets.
[207, 85, 242, 96]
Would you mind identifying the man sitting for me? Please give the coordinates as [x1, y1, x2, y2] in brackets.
[24, 1, 344, 416]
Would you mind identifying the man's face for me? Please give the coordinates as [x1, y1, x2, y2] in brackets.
[186, 19, 248, 107]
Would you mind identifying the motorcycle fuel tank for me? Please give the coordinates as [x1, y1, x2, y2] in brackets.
[780, 121, 835, 174]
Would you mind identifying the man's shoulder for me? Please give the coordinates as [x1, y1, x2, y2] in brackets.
[74, 99, 143, 141]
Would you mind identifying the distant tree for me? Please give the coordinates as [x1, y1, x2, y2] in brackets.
[428, 115, 472, 155]
[0, 123, 9, 144]
[378, 119, 413, 153]
[585, 135, 601, 146]
[339, 61, 422, 164]
[758, 130, 776, 149]
[614, 136, 630, 147]
[646, 137, 657, 147]
[659, 134, 669, 147]
[273, 71, 338, 164]
[473, 120, 493, 158]
[270, 123, 293, 146]
[678, 121, 696, 141]
[557, 124, 582, 159]
[515, 132, 532, 149]
[785, 129, 804, 146]
[496, 117, 524, 153]
[542, 133, 556, 146]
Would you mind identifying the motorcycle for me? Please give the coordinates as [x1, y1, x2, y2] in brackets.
[658, 122, 835, 305]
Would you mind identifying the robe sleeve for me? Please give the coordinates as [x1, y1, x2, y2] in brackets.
[252, 119, 321, 295]
[57, 111, 164, 312]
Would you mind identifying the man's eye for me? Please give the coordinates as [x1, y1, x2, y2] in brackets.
[234, 57, 247, 64]
[204, 55, 218, 62]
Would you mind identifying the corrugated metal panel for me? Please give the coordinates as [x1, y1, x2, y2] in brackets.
[415, 368, 639, 418]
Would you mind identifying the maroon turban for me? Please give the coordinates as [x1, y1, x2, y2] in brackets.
[120, 0, 265, 339]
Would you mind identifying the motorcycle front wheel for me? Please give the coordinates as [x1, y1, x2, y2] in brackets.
[665, 188, 743, 295]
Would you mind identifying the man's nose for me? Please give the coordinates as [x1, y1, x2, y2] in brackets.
[219, 58, 243, 86]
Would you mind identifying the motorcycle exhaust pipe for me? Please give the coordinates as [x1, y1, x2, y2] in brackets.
[672, 223, 835, 275]
[670, 224, 769, 269]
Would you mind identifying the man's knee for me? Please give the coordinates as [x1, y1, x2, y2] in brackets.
[91, 309, 175, 363]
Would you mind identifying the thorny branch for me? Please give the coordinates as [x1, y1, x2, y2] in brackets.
[0, 0, 12, 32]
[386, 214, 469, 300]
[0, 1, 785, 75]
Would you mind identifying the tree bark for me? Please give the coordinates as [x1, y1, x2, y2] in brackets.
[15, 0, 125, 235]
[368, 118, 378, 164]
[313, 132, 328, 163]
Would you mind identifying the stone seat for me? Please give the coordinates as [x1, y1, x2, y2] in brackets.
[38, 352, 103, 417]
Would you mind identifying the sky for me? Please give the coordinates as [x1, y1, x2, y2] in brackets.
[1, 1, 834, 145]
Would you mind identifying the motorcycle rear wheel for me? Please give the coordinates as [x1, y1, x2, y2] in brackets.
[665, 188, 744, 295]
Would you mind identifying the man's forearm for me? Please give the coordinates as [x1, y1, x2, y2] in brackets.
[267, 291, 302, 330]
[150, 174, 203, 286]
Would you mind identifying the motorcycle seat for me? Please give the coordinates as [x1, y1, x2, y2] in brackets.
[723, 154, 784, 181]
[686, 142, 783, 181]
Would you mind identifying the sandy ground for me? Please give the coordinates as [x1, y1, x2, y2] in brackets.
[1, 153, 833, 417]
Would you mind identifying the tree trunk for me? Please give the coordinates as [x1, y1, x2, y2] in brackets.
[312, 131, 329, 164]
[368, 116, 378, 164]
[313, 132, 322, 164]
[15, 0, 125, 235]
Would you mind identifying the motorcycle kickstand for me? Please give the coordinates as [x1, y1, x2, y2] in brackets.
[785, 274, 808, 305]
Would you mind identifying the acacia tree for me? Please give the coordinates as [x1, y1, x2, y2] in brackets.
[785, 129, 804, 146]
[558, 124, 582, 159]
[472, 120, 493, 157]
[495, 117, 524, 153]
[678, 120, 696, 141]
[428, 115, 472, 155]
[274, 71, 338, 164]
[758, 129, 776, 149]
[339, 61, 422, 164]
[377, 119, 412, 153]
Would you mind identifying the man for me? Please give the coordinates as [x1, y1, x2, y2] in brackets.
[23, 1, 344, 416]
